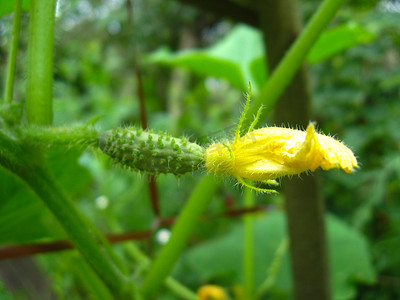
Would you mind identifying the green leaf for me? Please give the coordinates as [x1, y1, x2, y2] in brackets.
[249, 56, 268, 90]
[183, 211, 375, 300]
[0, 148, 92, 244]
[146, 23, 374, 91]
[45, 148, 93, 198]
[0, 0, 30, 18]
[380, 70, 400, 90]
[145, 24, 265, 92]
[0, 168, 55, 244]
[307, 23, 376, 64]
[0, 280, 13, 300]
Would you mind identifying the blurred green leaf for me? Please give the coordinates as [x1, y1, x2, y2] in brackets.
[380, 70, 400, 90]
[0, 168, 54, 244]
[0, 280, 13, 300]
[45, 148, 92, 198]
[373, 237, 400, 272]
[0, 148, 92, 244]
[307, 23, 376, 64]
[146, 23, 374, 92]
[249, 56, 268, 89]
[0, 0, 30, 17]
[145, 24, 265, 92]
[182, 211, 375, 300]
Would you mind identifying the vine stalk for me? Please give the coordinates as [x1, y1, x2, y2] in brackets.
[26, 0, 56, 125]
[141, 175, 219, 298]
[255, 0, 346, 299]
[3, 0, 22, 104]
[0, 132, 138, 298]
[249, 0, 347, 118]
[19, 1, 141, 297]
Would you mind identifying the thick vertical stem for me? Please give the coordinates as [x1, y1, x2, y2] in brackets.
[243, 187, 255, 299]
[281, 175, 329, 300]
[141, 175, 219, 298]
[249, 0, 347, 118]
[3, 0, 22, 104]
[26, 0, 56, 125]
[256, 0, 346, 299]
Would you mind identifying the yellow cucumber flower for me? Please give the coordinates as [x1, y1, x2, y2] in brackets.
[204, 89, 358, 193]
[197, 285, 230, 300]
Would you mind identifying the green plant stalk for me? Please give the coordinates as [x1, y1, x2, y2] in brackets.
[243, 186, 255, 300]
[256, 1, 342, 299]
[165, 277, 199, 300]
[26, 170, 138, 298]
[26, 0, 56, 125]
[109, 221, 199, 300]
[127, 241, 198, 300]
[255, 237, 288, 299]
[141, 175, 219, 298]
[70, 255, 114, 300]
[128, 244, 199, 300]
[250, 0, 346, 117]
[0, 132, 138, 299]
[3, 0, 22, 104]
[22, 125, 99, 149]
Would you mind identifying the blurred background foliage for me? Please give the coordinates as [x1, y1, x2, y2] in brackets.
[0, 0, 399, 299]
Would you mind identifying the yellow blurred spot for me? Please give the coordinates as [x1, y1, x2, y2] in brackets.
[197, 285, 229, 300]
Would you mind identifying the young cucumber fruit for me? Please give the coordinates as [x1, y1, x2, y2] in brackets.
[99, 127, 205, 175]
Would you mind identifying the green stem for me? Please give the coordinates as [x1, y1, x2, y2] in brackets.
[165, 277, 199, 300]
[250, 0, 346, 117]
[141, 175, 219, 298]
[128, 242, 198, 300]
[30, 171, 137, 298]
[70, 255, 114, 300]
[110, 221, 199, 300]
[22, 125, 99, 149]
[3, 0, 22, 104]
[26, 0, 56, 125]
[243, 186, 255, 300]
[255, 237, 288, 299]
[0, 132, 138, 299]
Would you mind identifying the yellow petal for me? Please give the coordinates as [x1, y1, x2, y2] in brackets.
[205, 123, 358, 182]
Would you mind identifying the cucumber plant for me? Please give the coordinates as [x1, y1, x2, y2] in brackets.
[0, 0, 360, 299]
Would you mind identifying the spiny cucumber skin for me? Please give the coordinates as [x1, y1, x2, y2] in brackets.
[99, 128, 205, 175]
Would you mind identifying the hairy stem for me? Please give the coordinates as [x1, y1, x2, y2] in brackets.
[3, 0, 22, 104]
[26, 0, 56, 125]
[21, 125, 99, 149]
[141, 175, 219, 298]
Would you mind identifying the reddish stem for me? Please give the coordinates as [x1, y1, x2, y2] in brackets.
[0, 205, 268, 260]
[0, 230, 151, 261]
